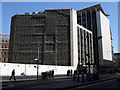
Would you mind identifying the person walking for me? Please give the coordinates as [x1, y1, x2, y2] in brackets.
[67, 70, 70, 76]
[73, 70, 77, 81]
[9, 69, 16, 81]
[70, 69, 72, 76]
[51, 70, 54, 78]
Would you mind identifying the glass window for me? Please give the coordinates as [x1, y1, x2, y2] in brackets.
[4, 58, 6, 61]
[2, 40, 4, 42]
[4, 52, 6, 55]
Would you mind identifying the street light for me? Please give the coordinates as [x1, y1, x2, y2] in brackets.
[35, 44, 40, 80]
[96, 36, 103, 80]
[35, 58, 39, 80]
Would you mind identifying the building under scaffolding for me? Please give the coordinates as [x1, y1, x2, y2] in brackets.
[9, 4, 113, 74]
[9, 8, 93, 68]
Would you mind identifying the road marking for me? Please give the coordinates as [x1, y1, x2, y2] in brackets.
[77, 79, 116, 88]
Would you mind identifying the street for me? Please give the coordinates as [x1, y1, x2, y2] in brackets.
[2, 77, 119, 89]
[70, 79, 120, 89]
[2, 78, 71, 90]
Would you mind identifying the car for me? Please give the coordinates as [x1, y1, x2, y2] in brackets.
[116, 71, 120, 81]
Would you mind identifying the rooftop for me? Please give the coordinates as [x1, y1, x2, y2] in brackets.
[77, 4, 110, 16]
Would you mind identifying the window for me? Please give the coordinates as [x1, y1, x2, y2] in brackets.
[45, 35, 54, 42]
[4, 58, 6, 61]
[6, 40, 8, 42]
[45, 44, 55, 52]
[2, 40, 4, 42]
[4, 52, 6, 55]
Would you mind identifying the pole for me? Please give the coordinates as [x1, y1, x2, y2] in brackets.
[37, 44, 39, 80]
[96, 36, 102, 80]
[37, 63, 38, 80]
[25, 62, 26, 76]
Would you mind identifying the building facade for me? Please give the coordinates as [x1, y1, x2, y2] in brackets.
[0, 34, 9, 63]
[9, 9, 94, 68]
[114, 53, 120, 69]
[77, 4, 113, 73]
[9, 9, 72, 66]
[77, 25, 94, 73]
[9, 4, 113, 73]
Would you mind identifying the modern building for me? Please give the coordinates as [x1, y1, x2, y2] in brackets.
[114, 53, 120, 69]
[9, 8, 94, 69]
[0, 34, 10, 63]
[77, 4, 113, 73]
[9, 4, 113, 74]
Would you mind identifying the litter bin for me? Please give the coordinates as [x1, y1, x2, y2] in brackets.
[41, 72, 47, 79]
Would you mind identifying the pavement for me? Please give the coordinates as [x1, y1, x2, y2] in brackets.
[1, 74, 116, 89]
[62, 74, 116, 89]
[1, 74, 68, 83]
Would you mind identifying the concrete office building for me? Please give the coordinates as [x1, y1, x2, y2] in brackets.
[77, 4, 113, 73]
[114, 53, 120, 69]
[9, 4, 113, 73]
[0, 34, 10, 63]
[9, 8, 94, 69]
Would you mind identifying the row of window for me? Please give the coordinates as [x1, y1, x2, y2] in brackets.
[2, 40, 9, 42]
[0, 51, 9, 55]
[2, 45, 8, 48]
[0, 58, 8, 61]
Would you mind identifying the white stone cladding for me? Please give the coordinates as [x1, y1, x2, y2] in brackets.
[96, 11, 112, 63]
[70, 9, 78, 68]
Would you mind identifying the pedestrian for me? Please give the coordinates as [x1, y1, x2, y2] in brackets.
[82, 70, 85, 82]
[77, 71, 80, 82]
[70, 69, 72, 76]
[67, 70, 70, 76]
[9, 69, 16, 81]
[73, 70, 75, 81]
[49, 70, 52, 79]
[51, 70, 54, 78]
[67, 70, 69, 76]
[46, 71, 49, 79]
[68, 70, 70, 76]
[73, 70, 77, 81]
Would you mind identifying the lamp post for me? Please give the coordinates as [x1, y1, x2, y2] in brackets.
[35, 58, 39, 80]
[96, 36, 102, 80]
[35, 44, 39, 80]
